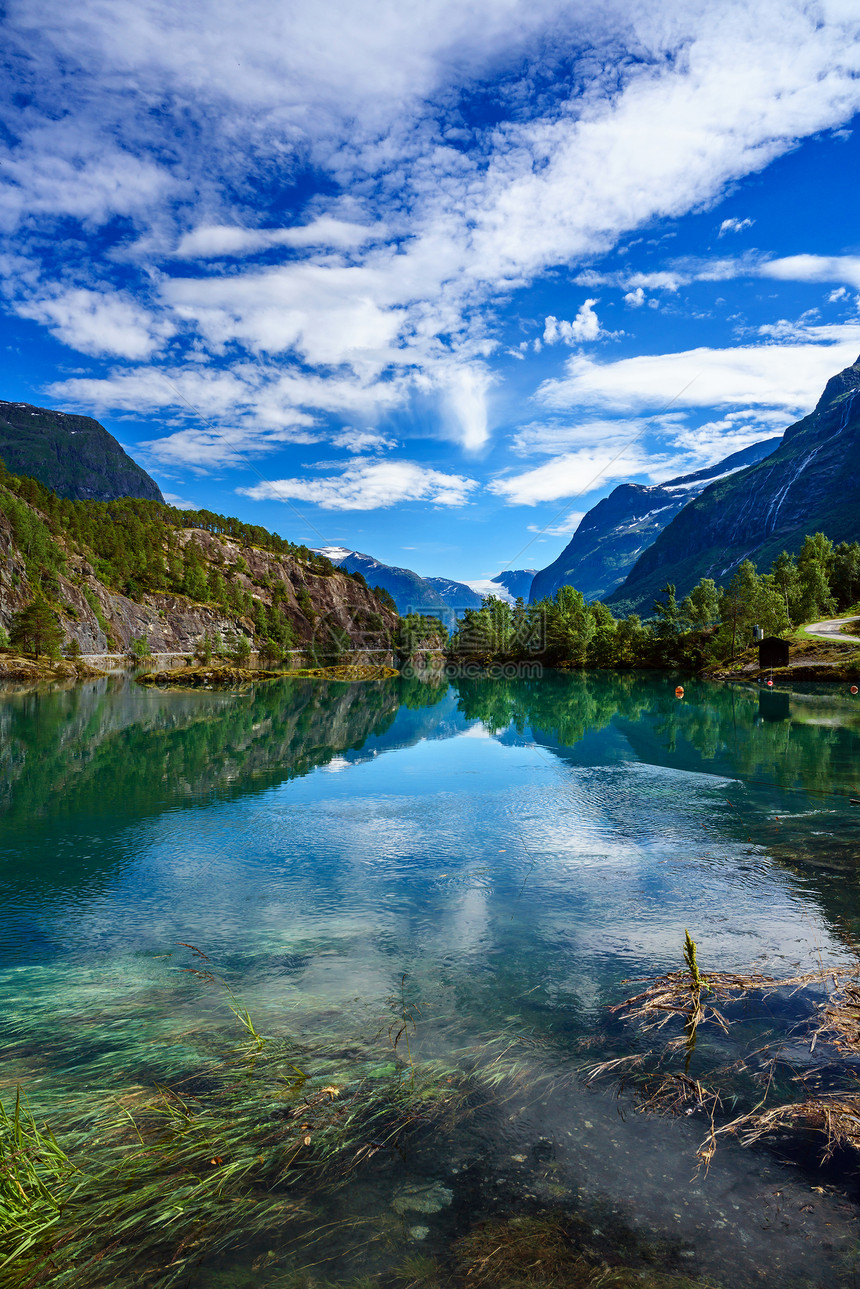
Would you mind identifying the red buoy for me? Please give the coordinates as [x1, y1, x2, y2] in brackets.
[851, 685, 858, 696]
[675, 685, 684, 698]
[766, 679, 773, 687]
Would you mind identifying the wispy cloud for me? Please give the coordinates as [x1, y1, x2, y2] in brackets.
[4, 0, 860, 464]
[240, 458, 479, 510]
[538, 328, 860, 418]
[14, 288, 173, 359]
[489, 445, 658, 506]
[718, 217, 754, 236]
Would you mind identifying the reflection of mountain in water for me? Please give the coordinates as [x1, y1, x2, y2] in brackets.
[0, 675, 454, 832]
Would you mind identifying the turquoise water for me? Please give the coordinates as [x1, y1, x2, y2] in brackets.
[3, 671, 860, 1286]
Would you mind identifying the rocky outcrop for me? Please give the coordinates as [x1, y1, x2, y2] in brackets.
[0, 400, 163, 502]
[0, 513, 399, 666]
[530, 438, 780, 605]
[606, 355, 860, 616]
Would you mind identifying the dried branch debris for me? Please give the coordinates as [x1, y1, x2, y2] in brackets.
[592, 934, 860, 1170]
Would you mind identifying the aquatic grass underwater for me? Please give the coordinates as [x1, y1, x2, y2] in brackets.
[0, 957, 477, 1288]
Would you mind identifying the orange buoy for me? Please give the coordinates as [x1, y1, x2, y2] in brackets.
[675, 685, 684, 698]
[852, 685, 859, 695]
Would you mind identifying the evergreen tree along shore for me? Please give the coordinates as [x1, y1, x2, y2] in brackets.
[439, 534, 860, 675]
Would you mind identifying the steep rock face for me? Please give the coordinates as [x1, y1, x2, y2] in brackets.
[315, 546, 481, 617]
[0, 516, 398, 662]
[0, 401, 163, 502]
[606, 355, 860, 616]
[530, 438, 780, 604]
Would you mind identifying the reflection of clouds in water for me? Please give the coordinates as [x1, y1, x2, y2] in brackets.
[8, 683, 856, 1055]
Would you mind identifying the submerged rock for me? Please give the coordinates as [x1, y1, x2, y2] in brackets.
[392, 1180, 454, 1215]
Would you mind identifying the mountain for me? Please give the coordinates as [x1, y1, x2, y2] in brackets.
[0, 470, 398, 662]
[0, 400, 163, 503]
[491, 569, 537, 600]
[424, 576, 484, 611]
[606, 354, 860, 617]
[529, 438, 780, 604]
[314, 547, 482, 619]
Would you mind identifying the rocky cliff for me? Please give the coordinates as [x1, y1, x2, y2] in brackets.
[0, 490, 398, 666]
[530, 437, 780, 605]
[606, 355, 860, 617]
[0, 400, 163, 502]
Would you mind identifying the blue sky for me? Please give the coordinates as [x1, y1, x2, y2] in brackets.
[2, 1, 860, 585]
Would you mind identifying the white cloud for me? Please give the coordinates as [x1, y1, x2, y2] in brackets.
[539, 329, 860, 417]
[173, 218, 384, 259]
[543, 299, 604, 345]
[759, 254, 860, 289]
[6, 0, 860, 458]
[667, 411, 785, 466]
[14, 288, 172, 359]
[161, 490, 198, 510]
[489, 445, 656, 506]
[526, 513, 585, 536]
[330, 427, 397, 453]
[718, 216, 754, 236]
[623, 286, 645, 307]
[443, 365, 492, 451]
[510, 414, 683, 456]
[240, 458, 479, 510]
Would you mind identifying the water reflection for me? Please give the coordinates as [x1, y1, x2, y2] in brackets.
[2, 672, 860, 1286]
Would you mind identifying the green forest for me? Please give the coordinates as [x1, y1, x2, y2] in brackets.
[440, 532, 860, 671]
[2, 453, 858, 674]
[0, 458, 390, 661]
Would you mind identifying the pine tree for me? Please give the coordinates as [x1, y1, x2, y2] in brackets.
[10, 598, 65, 659]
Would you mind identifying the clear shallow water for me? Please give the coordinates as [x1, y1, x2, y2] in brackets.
[3, 671, 860, 1286]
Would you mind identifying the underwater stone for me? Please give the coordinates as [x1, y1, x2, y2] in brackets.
[392, 1181, 454, 1215]
[409, 1225, 430, 1241]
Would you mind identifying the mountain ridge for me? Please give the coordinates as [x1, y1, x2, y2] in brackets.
[0, 400, 164, 503]
[529, 436, 781, 604]
[606, 353, 860, 616]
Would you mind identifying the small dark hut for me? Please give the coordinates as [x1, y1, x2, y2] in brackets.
[758, 636, 790, 669]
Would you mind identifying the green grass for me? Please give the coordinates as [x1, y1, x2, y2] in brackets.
[0, 966, 470, 1289]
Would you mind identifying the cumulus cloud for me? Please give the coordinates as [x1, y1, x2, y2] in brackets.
[330, 427, 397, 453]
[623, 287, 646, 307]
[4, 0, 860, 462]
[240, 459, 479, 510]
[543, 300, 604, 345]
[14, 288, 172, 359]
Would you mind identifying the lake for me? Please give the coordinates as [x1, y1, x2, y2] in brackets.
[2, 670, 860, 1288]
